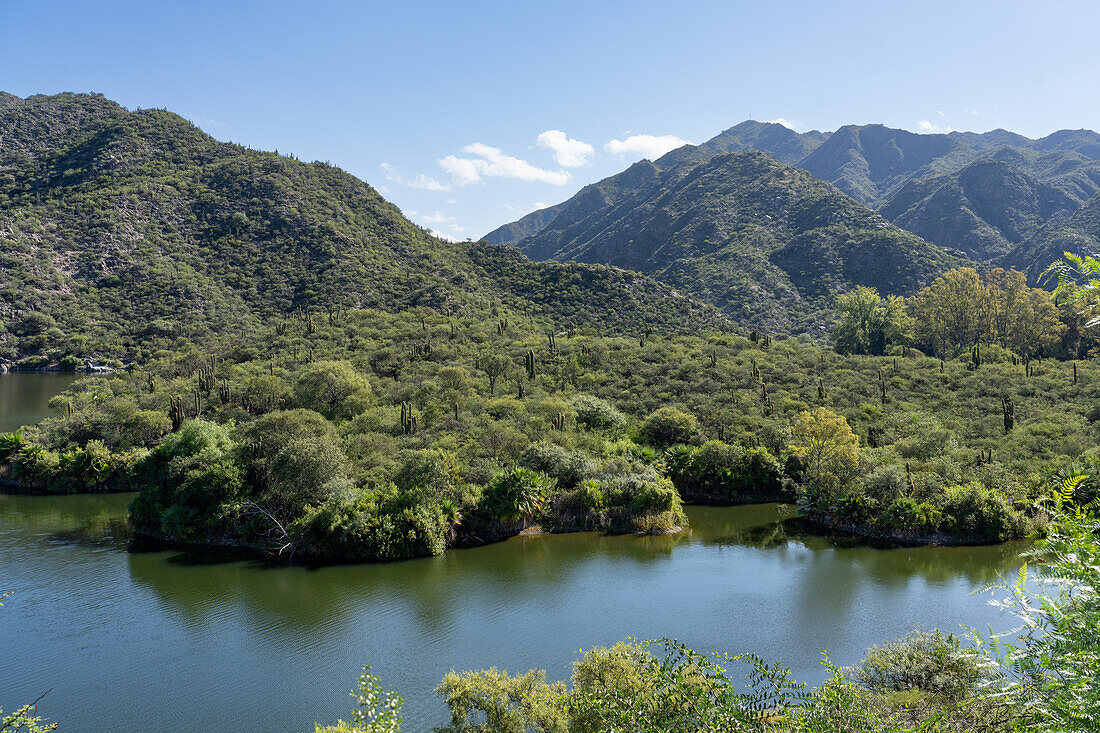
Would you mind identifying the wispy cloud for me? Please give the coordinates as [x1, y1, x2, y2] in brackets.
[440, 143, 571, 186]
[184, 113, 229, 129]
[504, 201, 553, 215]
[536, 130, 595, 167]
[380, 162, 451, 191]
[604, 133, 689, 160]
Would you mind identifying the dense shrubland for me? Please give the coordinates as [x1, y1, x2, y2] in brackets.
[3, 280, 1098, 556]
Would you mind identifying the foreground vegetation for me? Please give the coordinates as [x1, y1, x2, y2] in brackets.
[3, 276, 1100, 556]
[314, 500, 1098, 731]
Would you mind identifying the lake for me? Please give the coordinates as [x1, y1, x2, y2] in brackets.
[0, 374, 1025, 731]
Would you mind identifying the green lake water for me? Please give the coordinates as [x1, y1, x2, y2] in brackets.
[0, 374, 1026, 731]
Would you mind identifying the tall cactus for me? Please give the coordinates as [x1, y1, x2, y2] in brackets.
[524, 350, 536, 380]
[169, 395, 185, 431]
[1002, 396, 1015, 433]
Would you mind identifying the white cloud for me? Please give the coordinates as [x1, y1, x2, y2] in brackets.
[431, 230, 461, 242]
[440, 143, 572, 186]
[604, 133, 689, 160]
[767, 117, 799, 130]
[421, 211, 454, 225]
[916, 119, 954, 133]
[536, 130, 595, 167]
[420, 211, 467, 235]
[380, 162, 451, 191]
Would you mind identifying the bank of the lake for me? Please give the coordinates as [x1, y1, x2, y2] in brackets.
[1, 491, 1025, 733]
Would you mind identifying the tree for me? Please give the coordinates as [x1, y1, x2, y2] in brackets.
[833, 286, 911, 355]
[908, 267, 992, 356]
[640, 407, 700, 447]
[973, 482, 1100, 730]
[476, 352, 511, 397]
[435, 668, 567, 733]
[909, 267, 1063, 356]
[294, 360, 372, 420]
[789, 408, 859, 502]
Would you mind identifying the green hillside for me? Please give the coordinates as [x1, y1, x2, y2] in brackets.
[0, 93, 729, 368]
[879, 159, 1078, 259]
[513, 150, 962, 333]
[1003, 191, 1100, 281]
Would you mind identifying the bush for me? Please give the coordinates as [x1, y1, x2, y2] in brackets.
[640, 407, 700, 447]
[482, 468, 555, 523]
[294, 360, 373, 419]
[572, 394, 626, 430]
[855, 630, 982, 700]
[942, 482, 1027, 541]
[520, 442, 593, 489]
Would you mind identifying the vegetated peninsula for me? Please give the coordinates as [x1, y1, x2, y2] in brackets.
[2, 92, 1099, 562]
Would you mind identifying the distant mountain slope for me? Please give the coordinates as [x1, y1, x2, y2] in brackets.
[879, 159, 1078, 260]
[675, 120, 827, 165]
[1002, 192, 1100, 282]
[513, 150, 962, 333]
[0, 92, 729, 366]
[482, 203, 568, 246]
[482, 121, 828, 248]
[486, 120, 1100, 260]
[801, 124, 1100, 208]
[798, 124, 974, 205]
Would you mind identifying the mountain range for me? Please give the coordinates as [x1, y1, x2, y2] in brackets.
[487, 119, 1100, 314]
[4, 92, 1099, 367]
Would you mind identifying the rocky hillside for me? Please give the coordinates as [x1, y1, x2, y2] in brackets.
[878, 159, 1079, 260]
[1002, 191, 1100, 282]
[511, 150, 963, 333]
[487, 122, 1100, 269]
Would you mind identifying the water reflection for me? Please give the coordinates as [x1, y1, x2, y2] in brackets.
[1, 491, 1027, 732]
[0, 372, 80, 433]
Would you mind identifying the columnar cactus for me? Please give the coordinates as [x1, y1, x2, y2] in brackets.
[169, 395, 185, 431]
[400, 402, 418, 435]
[1002, 396, 1015, 433]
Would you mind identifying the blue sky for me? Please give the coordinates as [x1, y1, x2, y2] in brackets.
[3, 0, 1099, 238]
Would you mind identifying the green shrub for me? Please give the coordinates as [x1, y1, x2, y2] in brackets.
[854, 630, 982, 700]
[572, 394, 626, 430]
[640, 406, 700, 447]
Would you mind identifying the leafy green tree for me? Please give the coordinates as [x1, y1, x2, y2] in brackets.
[294, 361, 372, 420]
[435, 668, 568, 733]
[476, 352, 511, 397]
[789, 408, 860, 502]
[974, 482, 1100, 730]
[640, 407, 700, 447]
[833, 286, 911, 355]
